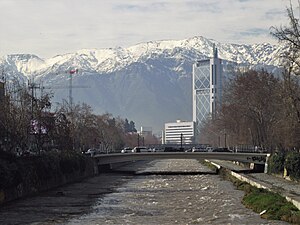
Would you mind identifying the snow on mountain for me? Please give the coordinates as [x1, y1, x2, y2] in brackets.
[0, 36, 283, 133]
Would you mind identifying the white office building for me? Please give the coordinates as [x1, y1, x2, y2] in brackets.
[163, 120, 195, 144]
[192, 46, 223, 135]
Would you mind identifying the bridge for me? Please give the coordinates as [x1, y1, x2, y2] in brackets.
[94, 152, 269, 171]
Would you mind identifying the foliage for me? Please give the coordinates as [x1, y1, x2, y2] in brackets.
[0, 151, 21, 189]
[124, 119, 137, 132]
[243, 187, 300, 223]
[284, 151, 300, 180]
[200, 2, 300, 151]
[221, 168, 300, 224]
[201, 69, 291, 150]
[267, 151, 300, 181]
[59, 151, 87, 174]
[268, 152, 286, 174]
[0, 78, 144, 154]
[0, 150, 90, 190]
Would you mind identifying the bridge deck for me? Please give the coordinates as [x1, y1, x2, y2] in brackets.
[94, 152, 268, 165]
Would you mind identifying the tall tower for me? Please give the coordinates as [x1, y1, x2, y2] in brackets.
[192, 45, 222, 136]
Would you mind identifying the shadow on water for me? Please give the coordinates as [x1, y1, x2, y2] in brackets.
[107, 169, 218, 176]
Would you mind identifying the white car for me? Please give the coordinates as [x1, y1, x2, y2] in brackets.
[131, 146, 151, 153]
[85, 149, 96, 156]
[192, 147, 207, 152]
[121, 147, 132, 153]
[206, 147, 214, 152]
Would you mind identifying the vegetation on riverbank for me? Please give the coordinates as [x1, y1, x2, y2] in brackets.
[269, 151, 300, 181]
[0, 150, 95, 205]
[242, 187, 300, 224]
[220, 169, 300, 224]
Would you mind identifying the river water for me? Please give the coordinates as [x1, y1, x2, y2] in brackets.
[0, 159, 288, 225]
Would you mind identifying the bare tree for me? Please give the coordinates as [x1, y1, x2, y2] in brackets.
[207, 69, 283, 151]
[271, 2, 300, 123]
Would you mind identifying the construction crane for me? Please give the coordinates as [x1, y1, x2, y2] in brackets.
[41, 69, 89, 108]
[68, 68, 78, 108]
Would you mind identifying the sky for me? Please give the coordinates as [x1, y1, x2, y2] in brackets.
[0, 0, 297, 59]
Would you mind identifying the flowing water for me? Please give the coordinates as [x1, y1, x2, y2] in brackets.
[0, 159, 288, 225]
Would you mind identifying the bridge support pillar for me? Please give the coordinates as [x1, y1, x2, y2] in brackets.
[263, 154, 271, 173]
[250, 163, 265, 172]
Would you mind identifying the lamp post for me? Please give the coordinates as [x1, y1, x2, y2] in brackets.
[180, 133, 183, 150]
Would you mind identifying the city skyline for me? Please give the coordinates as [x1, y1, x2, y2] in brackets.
[0, 0, 295, 58]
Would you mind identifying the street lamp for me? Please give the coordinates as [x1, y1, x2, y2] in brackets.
[180, 133, 183, 150]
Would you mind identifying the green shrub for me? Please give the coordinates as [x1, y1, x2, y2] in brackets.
[243, 187, 300, 223]
[32, 155, 60, 180]
[268, 152, 285, 174]
[285, 152, 300, 180]
[0, 159, 22, 189]
[59, 151, 87, 174]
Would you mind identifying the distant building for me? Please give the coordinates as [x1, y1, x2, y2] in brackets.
[163, 120, 195, 144]
[139, 126, 152, 137]
[192, 45, 223, 136]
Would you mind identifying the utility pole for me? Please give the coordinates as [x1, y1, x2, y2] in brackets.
[28, 77, 41, 151]
[28, 78, 41, 119]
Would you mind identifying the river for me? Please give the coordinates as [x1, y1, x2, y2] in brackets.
[0, 159, 288, 225]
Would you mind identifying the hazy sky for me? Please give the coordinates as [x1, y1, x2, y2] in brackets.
[0, 0, 296, 58]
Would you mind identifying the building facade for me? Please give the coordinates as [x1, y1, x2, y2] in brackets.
[163, 120, 195, 144]
[192, 46, 222, 135]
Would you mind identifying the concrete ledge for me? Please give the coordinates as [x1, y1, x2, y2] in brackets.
[204, 159, 221, 170]
[208, 160, 300, 211]
[230, 170, 300, 210]
[230, 170, 271, 191]
[285, 196, 300, 211]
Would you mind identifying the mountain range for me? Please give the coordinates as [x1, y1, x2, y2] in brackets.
[0, 36, 283, 134]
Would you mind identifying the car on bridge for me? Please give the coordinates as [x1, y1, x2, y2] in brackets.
[121, 147, 132, 153]
[192, 147, 207, 152]
[84, 148, 97, 156]
[132, 146, 152, 153]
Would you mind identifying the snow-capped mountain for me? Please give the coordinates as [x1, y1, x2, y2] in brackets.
[0, 36, 283, 133]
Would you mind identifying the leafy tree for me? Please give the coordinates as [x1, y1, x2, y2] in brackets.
[123, 119, 137, 133]
[129, 120, 137, 132]
[284, 151, 300, 180]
